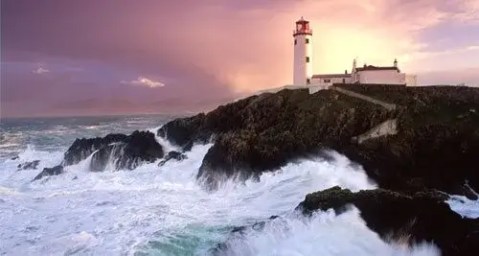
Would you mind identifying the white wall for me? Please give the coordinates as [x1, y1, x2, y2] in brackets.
[311, 76, 352, 87]
[293, 34, 313, 85]
[357, 70, 405, 85]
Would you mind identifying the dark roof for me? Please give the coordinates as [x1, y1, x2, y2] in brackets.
[296, 17, 309, 24]
[356, 65, 399, 72]
[312, 74, 351, 79]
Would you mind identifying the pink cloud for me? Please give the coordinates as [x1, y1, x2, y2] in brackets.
[2, 0, 478, 117]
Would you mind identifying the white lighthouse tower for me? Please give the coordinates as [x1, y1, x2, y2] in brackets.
[293, 17, 313, 85]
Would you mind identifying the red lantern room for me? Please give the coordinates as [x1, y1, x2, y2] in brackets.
[293, 17, 312, 37]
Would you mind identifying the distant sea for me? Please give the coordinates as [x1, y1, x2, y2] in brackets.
[0, 114, 177, 160]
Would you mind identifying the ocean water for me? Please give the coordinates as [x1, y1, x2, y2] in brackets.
[0, 115, 472, 255]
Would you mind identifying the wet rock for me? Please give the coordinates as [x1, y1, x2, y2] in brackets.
[61, 130, 163, 172]
[63, 134, 127, 166]
[160, 86, 479, 194]
[449, 184, 479, 200]
[89, 144, 118, 172]
[17, 160, 40, 171]
[158, 151, 187, 167]
[32, 165, 64, 181]
[297, 186, 479, 256]
[157, 114, 210, 151]
[88, 131, 164, 172]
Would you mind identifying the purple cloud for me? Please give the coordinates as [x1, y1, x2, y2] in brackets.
[1, 0, 478, 117]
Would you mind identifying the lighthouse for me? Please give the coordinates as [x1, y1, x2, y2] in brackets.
[293, 17, 313, 85]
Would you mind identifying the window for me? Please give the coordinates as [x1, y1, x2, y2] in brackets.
[306, 38, 310, 44]
[342, 78, 345, 83]
[306, 78, 311, 84]
[294, 39, 297, 45]
[306, 57, 310, 63]
[324, 79, 331, 83]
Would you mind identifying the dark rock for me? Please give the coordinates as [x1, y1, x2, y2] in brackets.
[33, 165, 64, 181]
[17, 160, 40, 170]
[11, 156, 19, 160]
[449, 184, 479, 200]
[61, 131, 163, 172]
[158, 151, 187, 166]
[88, 131, 164, 172]
[160, 86, 479, 193]
[157, 114, 210, 150]
[230, 226, 247, 234]
[196, 89, 394, 188]
[63, 134, 127, 166]
[89, 144, 118, 172]
[157, 95, 257, 152]
[210, 217, 281, 255]
[297, 186, 479, 256]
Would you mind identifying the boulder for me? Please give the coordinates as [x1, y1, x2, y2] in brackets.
[158, 151, 187, 166]
[17, 160, 40, 171]
[297, 186, 479, 256]
[88, 131, 164, 172]
[32, 165, 64, 181]
[63, 134, 127, 166]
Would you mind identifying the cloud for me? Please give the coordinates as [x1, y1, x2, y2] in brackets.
[122, 76, 165, 88]
[5, 0, 477, 90]
[32, 67, 49, 74]
[2, 0, 479, 117]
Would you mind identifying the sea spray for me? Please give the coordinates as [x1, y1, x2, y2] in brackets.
[215, 208, 439, 256]
[447, 191, 479, 218]
[1, 132, 439, 255]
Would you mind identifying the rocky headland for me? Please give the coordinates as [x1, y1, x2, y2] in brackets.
[158, 84, 479, 195]
[35, 84, 479, 254]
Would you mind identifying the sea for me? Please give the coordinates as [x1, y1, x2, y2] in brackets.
[0, 114, 477, 256]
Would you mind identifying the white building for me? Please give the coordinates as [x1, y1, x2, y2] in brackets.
[292, 18, 417, 89]
[293, 17, 313, 85]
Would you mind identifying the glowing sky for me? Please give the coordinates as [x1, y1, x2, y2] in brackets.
[1, 0, 479, 117]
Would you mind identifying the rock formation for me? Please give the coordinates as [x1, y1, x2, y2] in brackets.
[34, 130, 164, 178]
[158, 85, 479, 193]
[63, 133, 128, 166]
[17, 160, 40, 171]
[85, 131, 164, 172]
[297, 186, 479, 256]
[33, 165, 64, 181]
[158, 151, 187, 167]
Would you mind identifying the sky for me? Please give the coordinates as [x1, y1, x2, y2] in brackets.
[1, 0, 479, 118]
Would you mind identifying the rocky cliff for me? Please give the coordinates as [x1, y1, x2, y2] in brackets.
[158, 85, 479, 194]
[157, 84, 478, 255]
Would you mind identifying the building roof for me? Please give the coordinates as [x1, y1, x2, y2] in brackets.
[312, 74, 351, 79]
[356, 65, 399, 72]
[296, 17, 309, 24]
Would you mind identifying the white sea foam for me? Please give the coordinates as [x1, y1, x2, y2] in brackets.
[150, 124, 183, 153]
[0, 143, 440, 255]
[220, 208, 439, 256]
[447, 189, 479, 218]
